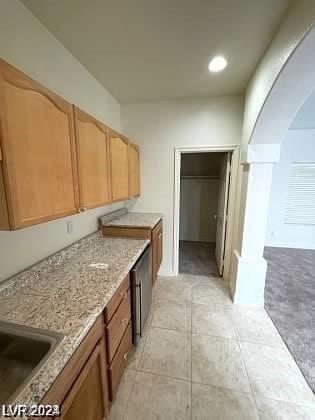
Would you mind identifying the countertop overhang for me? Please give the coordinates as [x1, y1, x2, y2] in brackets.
[100, 211, 162, 229]
[0, 232, 149, 411]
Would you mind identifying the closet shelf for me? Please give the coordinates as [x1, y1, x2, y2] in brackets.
[180, 175, 220, 180]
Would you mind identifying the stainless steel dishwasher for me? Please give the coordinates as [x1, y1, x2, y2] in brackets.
[130, 245, 152, 346]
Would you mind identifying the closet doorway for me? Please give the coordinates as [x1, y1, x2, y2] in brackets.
[173, 146, 239, 279]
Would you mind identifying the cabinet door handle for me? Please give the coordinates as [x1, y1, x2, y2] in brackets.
[123, 352, 129, 361]
[121, 319, 129, 326]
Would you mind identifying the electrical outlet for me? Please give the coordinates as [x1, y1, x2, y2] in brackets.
[67, 220, 73, 234]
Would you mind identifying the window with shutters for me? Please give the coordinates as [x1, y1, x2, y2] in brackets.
[285, 162, 315, 225]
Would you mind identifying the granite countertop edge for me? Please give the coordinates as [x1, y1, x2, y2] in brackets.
[101, 211, 163, 229]
[0, 231, 149, 415]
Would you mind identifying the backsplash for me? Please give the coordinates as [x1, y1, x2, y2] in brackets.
[0, 202, 124, 284]
[99, 208, 127, 226]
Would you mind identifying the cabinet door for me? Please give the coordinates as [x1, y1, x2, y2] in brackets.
[128, 142, 140, 198]
[74, 107, 111, 210]
[152, 222, 162, 285]
[0, 59, 79, 229]
[152, 237, 159, 286]
[157, 228, 163, 269]
[109, 130, 129, 202]
[60, 339, 109, 420]
[108, 322, 132, 400]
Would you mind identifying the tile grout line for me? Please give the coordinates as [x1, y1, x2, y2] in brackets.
[133, 367, 192, 384]
[119, 371, 135, 420]
[136, 306, 154, 370]
[232, 309, 312, 409]
[121, 304, 156, 419]
[231, 307, 315, 412]
[132, 362, 266, 397]
[126, 275, 315, 418]
[190, 379, 259, 395]
[224, 300, 263, 418]
[235, 337, 261, 419]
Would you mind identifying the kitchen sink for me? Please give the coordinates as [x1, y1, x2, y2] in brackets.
[0, 320, 64, 404]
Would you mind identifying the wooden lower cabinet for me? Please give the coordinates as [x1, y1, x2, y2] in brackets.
[104, 274, 130, 323]
[38, 276, 133, 419]
[59, 340, 108, 420]
[106, 289, 131, 362]
[104, 274, 133, 401]
[108, 323, 132, 400]
[36, 317, 109, 420]
[152, 221, 163, 286]
[102, 219, 163, 285]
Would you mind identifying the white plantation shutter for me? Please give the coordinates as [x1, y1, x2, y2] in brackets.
[285, 162, 315, 225]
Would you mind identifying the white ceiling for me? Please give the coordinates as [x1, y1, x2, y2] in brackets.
[22, 0, 290, 104]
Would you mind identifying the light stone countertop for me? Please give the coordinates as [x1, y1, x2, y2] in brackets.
[0, 232, 149, 417]
[103, 212, 162, 229]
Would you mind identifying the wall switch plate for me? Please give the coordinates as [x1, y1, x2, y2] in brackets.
[67, 220, 73, 234]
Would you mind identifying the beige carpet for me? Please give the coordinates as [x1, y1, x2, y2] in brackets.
[179, 241, 219, 276]
[264, 246, 315, 393]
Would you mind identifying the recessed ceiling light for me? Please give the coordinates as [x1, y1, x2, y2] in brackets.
[208, 56, 227, 73]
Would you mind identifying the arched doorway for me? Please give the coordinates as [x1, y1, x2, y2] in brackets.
[229, 24, 315, 393]
[230, 24, 315, 305]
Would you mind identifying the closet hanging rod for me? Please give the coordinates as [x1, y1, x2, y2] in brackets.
[180, 175, 220, 180]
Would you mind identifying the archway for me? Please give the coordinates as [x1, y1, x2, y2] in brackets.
[230, 25, 315, 305]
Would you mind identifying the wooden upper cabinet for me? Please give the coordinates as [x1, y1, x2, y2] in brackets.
[74, 107, 111, 210]
[108, 130, 129, 202]
[128, 142, 140, 198]
[0, 59, 79, 230]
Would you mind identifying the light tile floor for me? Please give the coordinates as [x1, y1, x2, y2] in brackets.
[109, 274, 315, 420]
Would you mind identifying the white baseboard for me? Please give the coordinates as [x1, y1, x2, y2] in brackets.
[229, 250, 266, 306]
[157, 269, 176, 277]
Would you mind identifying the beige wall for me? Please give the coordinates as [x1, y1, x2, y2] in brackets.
[266, 129, 315, 249]
[232, 0, 315, 267]
[179, 178, 220, 243]
[0, 0, 123, 282]
[229, 0, 315, 302]
[122, 96, 244, 275]
[242, 0, 315, 147]
[179, 152, 224, 243]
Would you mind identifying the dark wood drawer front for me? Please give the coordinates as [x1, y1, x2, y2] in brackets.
[108, 322, 132, 401]
[106, 288, 131, 362]
[102, 226, 151, 240]
[105, 274, 130, 323]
